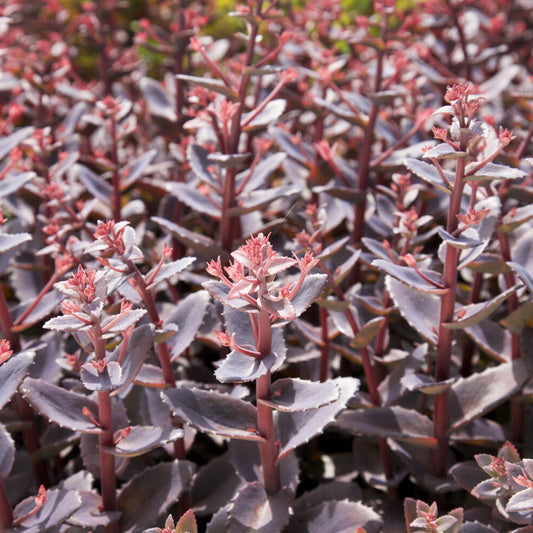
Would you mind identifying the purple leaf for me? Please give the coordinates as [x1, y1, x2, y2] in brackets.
[161, 385, 264, 442]
[215, 349, 284, 383]
[373, 260, 446, 294]
[133, 363, 166, 388]
[80, 361, 123, 392]
[167, 182, 221, 217]
[508, 261, 533, 294]
[236, 152, 286, 193]
[443, 284, 520, 329]
[422, 143, 467, 159]
[121, 148, 157, 190]
[276, 377, 359, 460]
[118, 460, 194, 533]
[286, 499, 382, 533]
[401, 373, 456, 395]
[75, 163, 113, 204]
[207, 152, 251, 168]
[0, 423, 14, 478]
[140, 77, 177, 121]
[465, 320, 511, 363]
[336, 405, 437, 447]
[0, 232, 32, 252]
[12, 488, 82, 531]
[350, 316, 386, 349]
[387, 276, 441, 343]
[465, 162, 527, 181]
[0, 126, 33, 160]
[187, 143, 219, 187]
[190, 452, 243, 516]
[176, 74, 237, 99]
[403, 158, 453, 193]
[501, 204, 533, 233]
[506, 489, 533, 513]
[258, 378, 340, 412]
[21, 377, 101, 433]
[12, 290, 63, 331]
[203, 280, 255, 311]
[68, 491, 120, 528]
[0, 350, 35, 409]
[228, 186, 300, 217]
[291, 274, 328, 318]
[226, 482, 293, 533]
[111, 323, 154, 394]
[145, 256, 195, 290]
[448, 359, 529, 432]
[242, 99, 287, 129]
[164, 290, 210, 360]
[103, 425, 183, 457]
[437, 227, 481, 249]
[363, 237, 400, 262]
[43, 314, 91, 332]
[152, 216, 227, 261]
[501, 301, 533, 335]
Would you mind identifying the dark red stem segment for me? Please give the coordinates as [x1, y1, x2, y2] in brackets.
[0, 474, 13, 530]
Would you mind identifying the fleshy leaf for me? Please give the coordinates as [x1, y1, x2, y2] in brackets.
[508, 261, 533, 294]
[103, 425, 183, 457]
[0, 126, 33, 160]
[242, 99, 287, 129]
[188, 143, 219, 187]
[258, 378, 340, 412]
[228, 186, 300, 217]
[140, 77, 177, 121]
[121, 148, 157, 190]
[215, 349, 283, 383]
[118, 460, 194, 533]
[286, 499, 382, 533]
[75, 164, 113, 204]
[501, 204, 533, 233]
[401, 374, 456, 395]
[500, 300, 533, 335]
[0, 232, 32, 253]
[403, 158, 452, 193]
[0, 350, 35, 409]
[190, 452, 243, 516]
[146, 256, 195, 290]
[437, 227, 481, 249]
[203, 280, 255, 311]
[226, 482, 292, 533]
[506, 489, 533, 513]
[350, 317, 386, 349]
[387, 276, 441, 344]
[0, 423, 14, 478]
[21, 377, 101, 433]
[236, 152, 286, 193]
[336, 405, 437, 447]
[373, 260, 445, 294]
[111, 323, 155, 394]
[465, 320, 511, 363]
[68, 491, 120, 528]
[176, 74, 237, 99]
[167, 182, 221, 217]
[161, 385, 264, 441]
[422, 143, 466, 159]
[448, 359, 529, 432]
[12, 489, 82, 531]
[290, 274, 328, 318]
[0, 171, 36, 198]
[80, 361, 123, 392]
[43, 314, 91, 332]
[164, 291, 210, 360]
[276, 377, 359, 460]
[465, 162, 527, 181]
[443, 284, 520, 329]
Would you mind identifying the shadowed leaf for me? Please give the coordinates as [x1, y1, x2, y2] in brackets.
[0, 423, 14, 478]
[21, 377, 101, 433]
[103, 425, 183, 457]
[118, 460, 194, 533]
[140, 77, 177, 121]
[0, 351, 35, 409]
[373, 260, 445, 294]
[161, 385, 264, 442]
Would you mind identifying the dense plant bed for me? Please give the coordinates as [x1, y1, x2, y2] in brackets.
[0, 0, 532, 531]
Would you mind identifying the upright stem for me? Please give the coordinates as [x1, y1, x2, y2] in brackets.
[0, 475, 13, 530]
[319, 306, 329, 382]
[110, 110, 121, 222]
[255, 311, 281, 494]
[432, 143, 467, 478]
[92, 324, 118, 533]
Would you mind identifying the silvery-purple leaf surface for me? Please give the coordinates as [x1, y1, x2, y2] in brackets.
[161, 385, 264, 441]
[387, 276, 441, 344]
[21, 377, 101, 433]
[290, 274, 328, 318]
[80, 361, 123, 392]
[373, 259, 445, 294]
[241, 99, 286, 129]
[465, 320, 511, 363]
[167, 182, 221, 217]
[118, 460, 194, 533]
[336, 405, 437, 447]
[225, 482, 293, 533]
[102, 425, 183, 457]
[176, 74, 237, 99]
[448, 359, 529, 432]
[121, 148, 157, 190]
[0, 126, 33, 160]
[286, 499, 382, 533]
[0, 423, 14, 478]
[75, 163, 113, 204]
[403, 158, 453, 193]
[12, 489, 82, 531]
[140, 77, 177, 121]
[236, 152, 286, 193]
[0, 350, 34, 409]
[0, 231, 32, 252]
[276, 377, 359, 460]
[258, 378, 340, 412]
[145, 256, 195, 290]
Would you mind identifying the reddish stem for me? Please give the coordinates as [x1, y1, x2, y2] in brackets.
[319, 306, 329, 382]
[0, 474, 13, 530]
